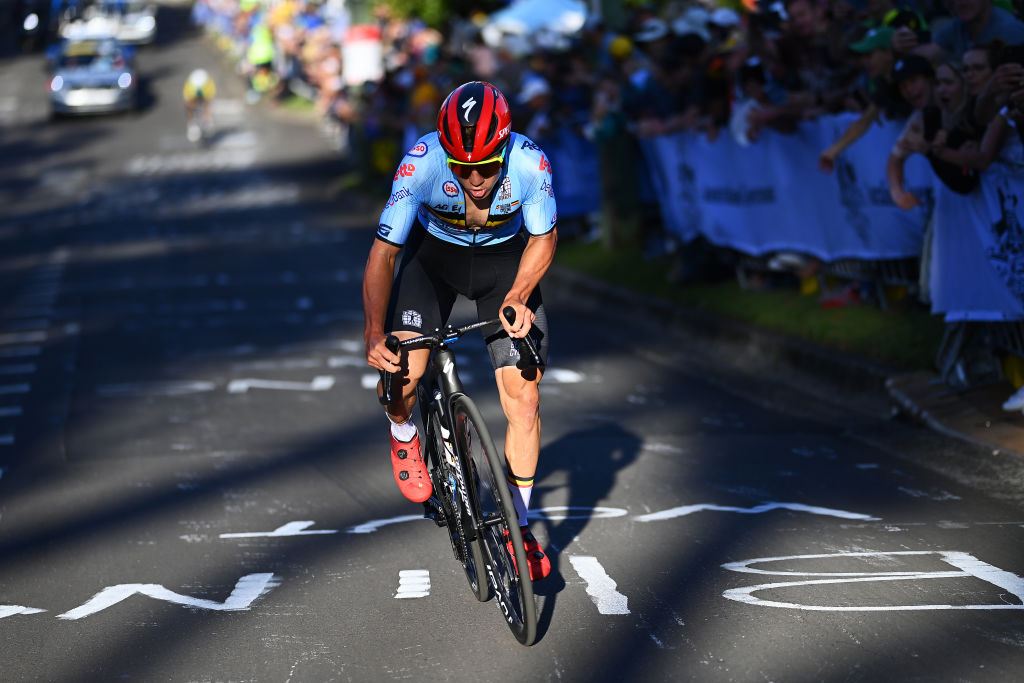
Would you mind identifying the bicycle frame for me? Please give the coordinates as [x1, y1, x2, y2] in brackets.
[376, 309, 540, 644]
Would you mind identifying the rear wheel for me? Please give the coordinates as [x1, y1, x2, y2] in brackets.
[452, 395, 537, 646]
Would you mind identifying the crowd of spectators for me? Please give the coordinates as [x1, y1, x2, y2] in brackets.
[190, 0, 1024, 236]
[190, 0, 1024, 389]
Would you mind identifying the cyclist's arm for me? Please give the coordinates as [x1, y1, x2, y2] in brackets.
[363, 238, 402, 371]
[502, 229, 557, 338]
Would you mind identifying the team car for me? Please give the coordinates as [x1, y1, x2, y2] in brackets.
[100, 0, 157, 45]
[47, 36, 138, 116]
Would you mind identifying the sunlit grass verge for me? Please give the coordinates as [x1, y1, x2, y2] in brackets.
[555, 240, 944, 371]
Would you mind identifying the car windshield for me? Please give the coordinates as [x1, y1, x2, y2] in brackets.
[59, 41, 125, 70]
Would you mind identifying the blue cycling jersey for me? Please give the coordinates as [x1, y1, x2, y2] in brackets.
[377, 131, 558, 247]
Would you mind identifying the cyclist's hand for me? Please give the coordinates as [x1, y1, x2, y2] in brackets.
[501, 300, 534, 338]
[366, 334, 400, 372]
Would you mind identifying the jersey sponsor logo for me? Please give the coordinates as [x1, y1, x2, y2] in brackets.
[433, 203, 449, 210]
[407, 141, 428, 157]
[442, 180, 459, 197]
[550, 212, 557, 227]
[495, 201, 520, 213]
[394, 163, 415, 181]
[540, 179, 554, 197]
[377, 224, 393, 239]
[520, 139, 541, 152]
[497, 123, 510, 140]
[385, 187, 412, 208]
[498, 177, 512, 201]
[461, 97, 477, 122]
[539, 156, 552, 174]
[401, 310, 423, 328]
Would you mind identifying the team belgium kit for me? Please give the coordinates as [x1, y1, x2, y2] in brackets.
[377, 131, 558, 369]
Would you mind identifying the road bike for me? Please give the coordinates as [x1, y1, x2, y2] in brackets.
[379, 307, 544, 645]
[185, 103, 213, 146]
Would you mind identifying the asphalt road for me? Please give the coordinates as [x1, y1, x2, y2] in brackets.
[1, 5, 1023, 681]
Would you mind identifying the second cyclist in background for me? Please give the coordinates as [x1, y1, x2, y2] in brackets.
[183, 68, 216, 143]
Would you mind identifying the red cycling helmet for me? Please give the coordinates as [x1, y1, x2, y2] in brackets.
[436, 81, 512, 164]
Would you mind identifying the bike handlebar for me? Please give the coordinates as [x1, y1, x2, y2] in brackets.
[377, 306, 544, 406]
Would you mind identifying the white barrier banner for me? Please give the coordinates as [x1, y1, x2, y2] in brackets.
[635, 114, 930, 260]
[930, 162, 1024, 321]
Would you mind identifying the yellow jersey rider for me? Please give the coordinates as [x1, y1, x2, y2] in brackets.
[183, 68, 216, 139]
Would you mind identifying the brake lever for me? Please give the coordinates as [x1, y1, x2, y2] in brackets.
[502, 306, 545, 370]
[378, 334, 401, 406]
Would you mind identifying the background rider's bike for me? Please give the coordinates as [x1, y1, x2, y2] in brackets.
[186, 107, 213, 145]
[379, 307, 545, 645]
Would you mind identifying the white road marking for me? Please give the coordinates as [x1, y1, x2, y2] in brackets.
[327, 356, 366, 368]
[96, 381, 216, 397]
[0, 605, 47, 619]
[569, 556, 629, 614]
[346, 515, 426, 534]
[545, 368, 585, 383]
[125, 149, 257, 175]
[534, 506, 629, 521]
[0, 331, 47, 345]
[395, 570, 431, 599]
[722, 551, 1024, 611]
[0, 384, 30, 395]
[0, 407, 22, 417]
[0, 433, 13, 446]
[227, 376, 334, 393]
[635, 502, 880, 522]
[220, 521, 338, 538]
[56, 573, 279, 620]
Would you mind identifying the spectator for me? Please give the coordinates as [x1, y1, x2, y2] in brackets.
[974, 40, 1024, 124]
[930, 83, 1024, 168]
[819, 26, 909, 172]
[517, 76, 554, 142]
[886, 54, 938, 209]
[732, 56, 802, 144]
[916, 0, 1024, 62]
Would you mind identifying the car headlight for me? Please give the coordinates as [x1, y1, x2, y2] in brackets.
[118, 73, 133, 89]
[23, 13, 39, 31]
[49, 75, 64, 92]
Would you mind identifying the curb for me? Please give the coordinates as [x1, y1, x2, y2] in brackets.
[547, 264, 895, 396]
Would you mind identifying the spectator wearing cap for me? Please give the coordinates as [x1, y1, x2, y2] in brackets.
[517, 76, 554, 142]
[916, 0, 1024, 63]
[885, 54, 938, 210]
[731, 56, 802, 145]
[631, 16, 672, 83]
[819, 26, 910, 172]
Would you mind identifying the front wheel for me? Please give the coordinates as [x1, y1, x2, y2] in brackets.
[423, 403, 488, 602]
[452, 395, 537, 646]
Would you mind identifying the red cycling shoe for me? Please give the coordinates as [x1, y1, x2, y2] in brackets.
[390, 433, 432, 503]
[505, 527, 551, 581]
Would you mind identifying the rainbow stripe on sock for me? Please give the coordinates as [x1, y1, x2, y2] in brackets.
[507, 471, 534, 488]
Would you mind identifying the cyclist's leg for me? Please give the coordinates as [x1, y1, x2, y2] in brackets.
[382, 233, 457, 421]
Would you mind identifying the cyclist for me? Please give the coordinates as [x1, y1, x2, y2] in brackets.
[183, 68, 216, 141]
[363, 81, 557, 581]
